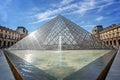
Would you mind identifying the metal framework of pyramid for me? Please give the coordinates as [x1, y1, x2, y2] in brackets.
[9, 15, 108, 50]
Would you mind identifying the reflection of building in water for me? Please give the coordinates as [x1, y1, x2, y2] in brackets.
[92, 24, 120, 48]
[0, 25, 28, 49]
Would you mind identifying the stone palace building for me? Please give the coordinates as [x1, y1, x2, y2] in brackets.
[0, 25, 28, 49]
[92, 24, 120, 48]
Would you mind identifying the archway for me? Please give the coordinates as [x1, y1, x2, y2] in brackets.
[110, 40, 112, 45]
[11, 42, 14, 45]
[118, 39, 120, 45]
[0, 40, 1, 48]
[114, 40, 116, 45]
[3, 41, 6, 48]
[106, 41, 108, 45]
[8, 42, 10, 47]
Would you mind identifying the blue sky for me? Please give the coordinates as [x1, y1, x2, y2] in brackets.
[0, 0, 120, 33]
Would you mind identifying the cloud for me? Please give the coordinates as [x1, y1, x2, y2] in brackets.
[60, 0, 74, 6]
[97, 0, 114, 12]
[31, 3, 77, 24]
[51, 0, 74, 7]
[96, 16, 104, 21]
[30, 16, 55, 24]
[74, 0, 96, 14]
[30, 0, 114, 24]
[73, 0, 114, 14]
[82, 24, 96, 32]
[0, 0, 12, 8]
[0, 0, 12, 22]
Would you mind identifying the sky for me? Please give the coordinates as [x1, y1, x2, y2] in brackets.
[0, 0, 120, 33]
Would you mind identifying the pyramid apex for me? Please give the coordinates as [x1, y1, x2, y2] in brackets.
[57, 14, 63, 16]
[56, 15, 64, 18]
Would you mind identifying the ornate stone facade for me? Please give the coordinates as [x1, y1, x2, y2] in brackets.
[92, 24, 120, 48]
[0, 25, 28, 49]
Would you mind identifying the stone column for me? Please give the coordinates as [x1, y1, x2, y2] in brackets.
[116, 38, 119, 47]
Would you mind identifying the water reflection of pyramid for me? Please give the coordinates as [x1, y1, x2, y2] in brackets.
[9, 15, 108, 50]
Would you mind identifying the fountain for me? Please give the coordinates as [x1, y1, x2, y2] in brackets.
[58, 36, 62, 66]
[59, 36, 62, 52]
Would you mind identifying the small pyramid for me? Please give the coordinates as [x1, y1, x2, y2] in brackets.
[9, 15, 108, 50]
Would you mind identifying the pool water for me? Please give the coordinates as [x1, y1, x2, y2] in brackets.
[9, 50, 112, 80]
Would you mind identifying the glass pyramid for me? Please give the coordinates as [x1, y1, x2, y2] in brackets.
[9, 15, 108, 50]
[7, 15, 116, 80]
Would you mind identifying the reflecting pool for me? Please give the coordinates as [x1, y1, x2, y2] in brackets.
[8, 50, 113, 80]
